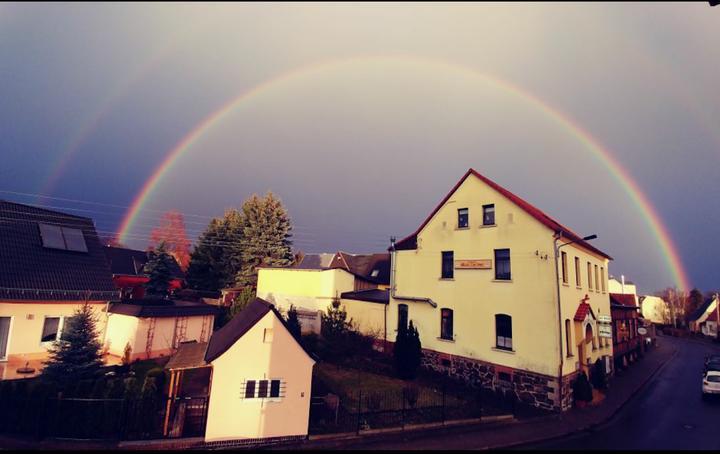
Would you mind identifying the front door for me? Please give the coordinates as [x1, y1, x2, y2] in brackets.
[0, 317, 11, 361]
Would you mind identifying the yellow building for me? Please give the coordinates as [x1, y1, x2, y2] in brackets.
[256, 252, 390, 336]
[387, 169, 613, 411]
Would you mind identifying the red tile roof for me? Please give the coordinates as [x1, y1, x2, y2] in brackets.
[610, 293, 637, 308]
[392, 169, 612, 260]
[574, 302, 594, 321]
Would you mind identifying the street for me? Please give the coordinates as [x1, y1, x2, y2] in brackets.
[520, 336, 720, 450]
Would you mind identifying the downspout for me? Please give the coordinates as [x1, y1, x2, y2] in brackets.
[553, 232, 565, 412]
[389, 237, 437, 308]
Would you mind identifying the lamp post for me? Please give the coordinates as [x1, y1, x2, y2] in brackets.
[554, 232, 597, 412]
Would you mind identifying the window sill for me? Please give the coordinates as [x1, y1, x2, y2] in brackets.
[576, 286, 583, 290]
[492, 347, 515, 354]
[562, 282, 570, 287]
[493, 279, 512, 283]
[455, 227, 470, 231]
[439, 278, 455, 281]
[480, 224, 497, 229]
[437, 337, 455, 343]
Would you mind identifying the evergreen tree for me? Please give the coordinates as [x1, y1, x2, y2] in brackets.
[687, 288, 704, 320]
[235, 192, 293, 288]
[187, 209, 244, 291]
[321, 301, 352, 339]
[143, 241, 175, 298]
[229, 287, 256, 318]
[394, 320, 422, 380]
[285, 304, 302, 340]
[42, 301, 104, 386]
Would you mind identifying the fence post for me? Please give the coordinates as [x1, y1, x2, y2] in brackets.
[401, 389, 405, 430]
[441, 382, 446, 425]
[356, 390, 362, 435]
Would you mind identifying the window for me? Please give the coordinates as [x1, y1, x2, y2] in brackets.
[398, 304, 408, 331]
[370, 269, 379, 278]
[483, 204, 495, 225]
[565, 319, 573, 357]
[600, 267, 606, 292]
[245, 379, 283, 399]
[270, 380, 281, 398]
[440, 309, 453, 340]
[495, 314, 512, 350]
[258, 380, 269, 398]
[441, 251, 454, 279]
[38, 224, 88, 252]
[574, 257, 581, 287]
[494, 249, 511, 280]
[561, 251, 568, 284]
[245, 380, 256, 398]
[41, 317, 62, 343]
[594, 265, 599, 292]
[457, 208, 469, 228]
[587, 262, 593, 290]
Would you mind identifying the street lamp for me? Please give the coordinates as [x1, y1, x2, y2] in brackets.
[554, 232, 597, 411]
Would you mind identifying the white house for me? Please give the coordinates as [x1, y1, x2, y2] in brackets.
[203, 298, 315, 442]
[639, 295, 669, 325]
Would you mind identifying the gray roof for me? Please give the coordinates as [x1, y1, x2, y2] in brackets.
[165, 341, 209, 370]
[688, 297, 716, 322]
[104, 246, 184, 280]
[108, 299, 219, 318]
[0, 200, 118, 301]
[340, 289, 389, 304]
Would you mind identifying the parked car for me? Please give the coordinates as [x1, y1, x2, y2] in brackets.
[703, 370, 720, 398]
[704, 360, 720, 375]
[705, 354, 720, 367]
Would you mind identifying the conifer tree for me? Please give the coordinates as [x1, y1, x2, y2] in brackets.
[143, 241, 175, 298]
[394, 320, 422, 380]
[42, 301, 104, 386]
[235, 192, 293, 288]
[286, 304, 302, 340]
[187, 209, 245, 291]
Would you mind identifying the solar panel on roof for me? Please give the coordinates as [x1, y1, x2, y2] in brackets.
[38, 223, 66, 249]
[62, 227, 88, 252]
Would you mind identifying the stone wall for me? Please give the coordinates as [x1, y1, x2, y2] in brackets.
[419, 347, 577, 412]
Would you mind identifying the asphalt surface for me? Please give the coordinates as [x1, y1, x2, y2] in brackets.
[520, 336, 720, 450]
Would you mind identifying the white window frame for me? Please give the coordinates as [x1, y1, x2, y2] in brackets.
[40, 316, 65, 347]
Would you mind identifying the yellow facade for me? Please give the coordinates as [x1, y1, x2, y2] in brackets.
[0, 301, 108, 357]
[204, 311, 315, 442]
[387, 171, 612, 409]
[257, 268, 354, 312]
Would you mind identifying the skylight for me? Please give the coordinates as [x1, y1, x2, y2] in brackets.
[39, 223, 88, 252]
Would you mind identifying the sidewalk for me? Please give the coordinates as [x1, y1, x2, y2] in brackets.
[293, 340, 678, 450]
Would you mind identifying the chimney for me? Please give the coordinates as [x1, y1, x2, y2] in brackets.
[621, 275, 625, 294]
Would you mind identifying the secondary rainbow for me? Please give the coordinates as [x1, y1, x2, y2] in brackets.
[117, 55, 691, 290]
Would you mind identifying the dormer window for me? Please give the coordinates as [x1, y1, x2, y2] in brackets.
[458, 208, 469, 228]
[370, 269, 379, 278]
[38, 223, 88, 252]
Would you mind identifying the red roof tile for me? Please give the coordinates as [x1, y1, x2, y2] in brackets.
[574, 302, 594, 321]
[392, 169, 612, 260]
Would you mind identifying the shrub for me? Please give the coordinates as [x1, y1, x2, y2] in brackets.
[403, 386, 419, 408]
[146, 368, 166, 396]
[590, 359, 607, 390]
[301, 332, 320, 355]
[394, 321, 422, 380]
[285, 305, 302, 340]
[122, 342, 133, 366]
[572, 372, 593, 403]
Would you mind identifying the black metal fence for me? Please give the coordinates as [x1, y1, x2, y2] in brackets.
[0, 395, 208, 441]
[309, 385, 518, 435]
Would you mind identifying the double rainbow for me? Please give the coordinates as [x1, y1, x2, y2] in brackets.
[115, 55, 691, 290]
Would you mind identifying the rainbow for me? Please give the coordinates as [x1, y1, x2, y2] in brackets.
[116, 55, 691, 290]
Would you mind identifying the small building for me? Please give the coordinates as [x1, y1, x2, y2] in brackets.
[0, 201, 119, 378]
[610, 293, 641, 370]
[688, 295, 719, 335]
[164, 298, 315, 442]
[607, 276, 638, 300]
[256, 251, 390, 335]
[700, 310, 718, 338]
[104, 298, 218, 361]
[104, 246, 185, 300]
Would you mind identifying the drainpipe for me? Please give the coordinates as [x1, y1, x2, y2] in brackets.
[389, 237, 437, 308]
[553, 232, 565, 412]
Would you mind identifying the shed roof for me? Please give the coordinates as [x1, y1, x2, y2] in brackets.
[165, 341, 209, 370]
[108, 299, 219, 318]
[340, 288, 389, 304]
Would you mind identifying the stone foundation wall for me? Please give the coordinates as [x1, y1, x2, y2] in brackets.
[419, 348, 577, 412]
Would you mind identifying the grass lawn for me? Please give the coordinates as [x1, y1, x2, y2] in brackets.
[314, 362, 465, 411]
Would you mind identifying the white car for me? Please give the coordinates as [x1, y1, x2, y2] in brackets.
[702, 370, 720, 397]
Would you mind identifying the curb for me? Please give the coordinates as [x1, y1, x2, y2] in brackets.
[495, 345, 679, 450]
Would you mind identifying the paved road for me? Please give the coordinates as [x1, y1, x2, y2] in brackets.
[521, 336, 720, 450]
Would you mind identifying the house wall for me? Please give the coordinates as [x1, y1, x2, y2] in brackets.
[339, 298, 386, 337]
[106, 314, 214, 361]
[608, 279, 637, 298]
[257, 268, 355, 333]
[0, 301, 108, 357]
[387, 174, 611, 410]
[205, 311, 315, 442]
